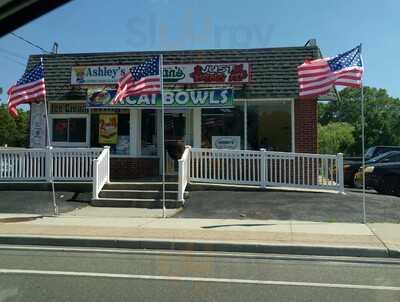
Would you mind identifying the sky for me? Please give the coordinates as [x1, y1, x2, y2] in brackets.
[0, 0, 398, 102]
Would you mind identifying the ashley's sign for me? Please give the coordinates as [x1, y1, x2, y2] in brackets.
[71, 65, 130, 85]
[72, 63, 250, 85]
[87, 88, 234, 108]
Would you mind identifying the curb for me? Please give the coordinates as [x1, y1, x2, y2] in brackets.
[0, 235, 393, 258]
[388, 248, 400, 258]
[0, 215, 43, 223]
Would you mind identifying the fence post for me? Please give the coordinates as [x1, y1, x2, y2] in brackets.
[45, 146, 53, 181]
[185, 145, 192, 182]
[104, 146, 110, 183]
[93, 158, 99, 199]
[337, 153, 345, 194]
[260, 148, 267, 188]
[178, 159, 184, 202]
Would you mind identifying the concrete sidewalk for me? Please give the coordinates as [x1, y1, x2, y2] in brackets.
[0, 214, 398, 258]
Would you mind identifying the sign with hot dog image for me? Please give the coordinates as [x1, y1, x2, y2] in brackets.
[99, 114, 118, 144]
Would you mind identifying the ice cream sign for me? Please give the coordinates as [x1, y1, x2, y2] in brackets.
[72, 62, 250, 85]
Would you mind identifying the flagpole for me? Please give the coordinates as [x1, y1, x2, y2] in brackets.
[359, 44, 366, 223]
[361, 82, 366, 224]
[160, 54, 166, 218]
[41, 57, 58, 216]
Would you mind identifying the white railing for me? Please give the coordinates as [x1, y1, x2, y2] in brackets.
[0, 148, 47, 180]
[177, 146, 191, 202]
[188, 148, 344, 193]
[261, 149, 344, 192]
[190, 148, 262, 185]
[50, 147, 103, 181]
[0, 147, 103, 181]
[92, 146, 110, 199]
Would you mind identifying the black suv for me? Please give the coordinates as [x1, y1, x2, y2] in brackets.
[344, 146, 400, 187]
[367, 162, 400, 195]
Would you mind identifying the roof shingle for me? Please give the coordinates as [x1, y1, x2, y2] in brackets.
[27, 45, 320, 101]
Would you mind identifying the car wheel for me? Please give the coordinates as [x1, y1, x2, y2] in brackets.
[377, 175, 400, 195]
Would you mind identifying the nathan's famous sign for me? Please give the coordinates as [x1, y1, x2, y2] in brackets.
[72, 63, 250, 85]
[87, 88, 234, 108]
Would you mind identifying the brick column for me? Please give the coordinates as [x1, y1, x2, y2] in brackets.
[294, 98, 318, 154]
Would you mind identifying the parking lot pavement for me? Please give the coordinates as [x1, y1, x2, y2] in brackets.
[175, 188, 400, 223]
[0, 191, 90, 215]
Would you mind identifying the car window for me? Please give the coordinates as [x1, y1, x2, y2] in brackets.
[374, 147, 390, 157]
[388, 154, 400, 162]
[365, 147, 375, 158]
[370, 152, 393, 162]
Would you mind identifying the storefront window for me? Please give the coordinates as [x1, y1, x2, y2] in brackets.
[201, 105, 244, 149]
[52, 117, 87, 143]
[141, 109, 157, 156]
[247, 101, 292, 152]
[90, 112, 130, 155]
[52, 119, 68, 142]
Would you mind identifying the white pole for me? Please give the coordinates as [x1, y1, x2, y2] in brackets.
[361, 82, 366, 223]
[244, 100, 247, 150]
[160, 54, 166, 218]
[41, 57, 58, 216]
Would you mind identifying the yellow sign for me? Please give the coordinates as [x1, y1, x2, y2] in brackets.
[99, 114, 118, 144]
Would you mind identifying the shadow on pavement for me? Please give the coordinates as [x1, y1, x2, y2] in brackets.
[202, 223, 276, 229]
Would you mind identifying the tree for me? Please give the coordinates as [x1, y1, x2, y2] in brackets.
[0, 105, 29, 147]
[318, 122, 355, 154]
[319, 87, 400, 156]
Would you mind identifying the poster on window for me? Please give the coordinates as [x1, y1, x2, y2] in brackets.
[116, 135, 129, 155]
[212, 136, 241, 150]
[99, 114, 118, 144]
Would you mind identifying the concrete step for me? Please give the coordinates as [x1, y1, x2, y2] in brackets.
[91, 197, 183, 209]
[103, 182, 179, 191]
[99, 189, 189, 200]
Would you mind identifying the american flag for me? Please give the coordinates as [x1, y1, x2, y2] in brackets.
[298, 45, 363, 98]
[7, 62, 46, 118]
[113, 56, 161, 104]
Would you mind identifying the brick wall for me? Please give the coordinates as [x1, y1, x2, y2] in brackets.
[110, 157, 159, 180]
[294, 98, 318, 153]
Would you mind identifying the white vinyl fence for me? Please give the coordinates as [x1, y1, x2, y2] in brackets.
[0, 148, 47, 180]
[0, 147, 103, 181]
[187, 148, 344, 193]
[51, 148, 103, 181]
[177, 146, 191, 202]
[93, 146, 110, 199]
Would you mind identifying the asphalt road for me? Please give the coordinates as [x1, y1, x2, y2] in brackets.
[0, 190, 90, 215]
[177, 188, 400, 223]
[0, 245, 399, 301]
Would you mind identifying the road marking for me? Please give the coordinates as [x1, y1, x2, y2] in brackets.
[0, 245, 399, 266]
[0, 268, 399, 291]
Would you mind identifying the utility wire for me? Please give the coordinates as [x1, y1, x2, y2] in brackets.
[10, 32, 50, 54]
[0, 54, 25, 66]
[0, 47, 26, 60]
